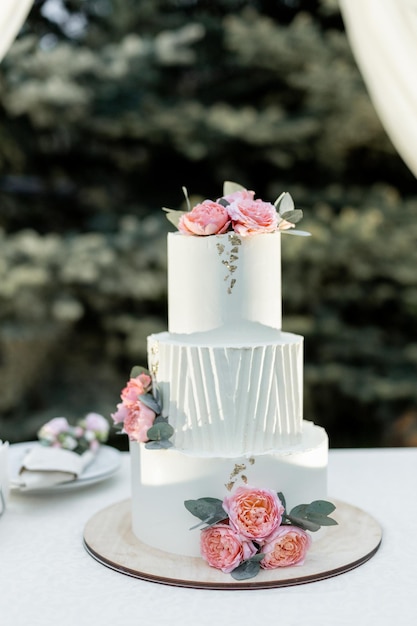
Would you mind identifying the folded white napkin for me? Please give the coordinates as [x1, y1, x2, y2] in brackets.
[17, 445, 95, 491]
[0, 440, 9, 511]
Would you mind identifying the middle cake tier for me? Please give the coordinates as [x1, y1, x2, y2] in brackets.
[148, 325, 304, 456]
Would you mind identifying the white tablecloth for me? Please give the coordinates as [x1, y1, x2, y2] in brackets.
[1, 448, 416, 626]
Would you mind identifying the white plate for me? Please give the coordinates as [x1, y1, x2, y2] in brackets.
[9, 441, 122, 493]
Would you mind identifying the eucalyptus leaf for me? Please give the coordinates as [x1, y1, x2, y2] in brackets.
[288, 500, 338, 531]
[307, 500, 336, 515]
[231, 559, 261, 581]
[282, 229, 311, 237]
[280, 209, 303, 224]
[130, 365, 149, 379]
[153, 384, 162, 406]
[184, 497, 226, 526]
[223, 180, 246, 196]
[277, 491, 286, 511]
[144, 439, 173, 450]
[285, 515, 321, 532]
[162, 207, 187, 228]
[182, 186, 191, 212]
[274, 191, 294, 214]
[146, 420, 174, 442]
[139, 392, 161, 414]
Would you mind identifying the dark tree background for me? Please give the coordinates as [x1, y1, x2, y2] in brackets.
[1, 0, 417, 448]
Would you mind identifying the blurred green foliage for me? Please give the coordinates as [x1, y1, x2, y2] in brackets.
[0, 0, 416, 447]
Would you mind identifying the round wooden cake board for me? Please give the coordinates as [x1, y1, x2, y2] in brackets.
[83, 498, 382, 590]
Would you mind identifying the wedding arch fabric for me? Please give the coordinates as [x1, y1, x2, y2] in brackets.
[0, 0, 33, 63]
[339, 0, 417, 179]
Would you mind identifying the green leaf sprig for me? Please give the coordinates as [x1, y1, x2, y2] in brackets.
[279, 492, 338, 532]
[184, 497, 227, 529]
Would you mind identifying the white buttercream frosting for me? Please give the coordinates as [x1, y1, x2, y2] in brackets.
[167, 231, 282, 334]
[130, 421, 328, 557]
[148, 328, 303, 455]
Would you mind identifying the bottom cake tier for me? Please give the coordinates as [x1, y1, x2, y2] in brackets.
[130, 420, 328, 557]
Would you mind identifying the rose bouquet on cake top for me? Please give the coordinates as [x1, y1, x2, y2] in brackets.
[111, 366, 173, 448]
[185, 485, 337, 580]
[163, 181, 310, 237]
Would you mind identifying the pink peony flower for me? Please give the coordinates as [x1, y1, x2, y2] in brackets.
[225, 190, 279, 236]
[111, 372, 156, 442]
[111, 402, 129, 425]
[121, 399, 156, 443]
[223, 486, 285, 541]
[178, 200, 231, 236]
[120, 374, 152, 406]
[200, 523, 257, 573]
[260, 525, 312, 569]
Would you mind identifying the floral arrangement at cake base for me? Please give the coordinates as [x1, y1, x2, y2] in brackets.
[185, 486, 337, 580]
[111, 366, 173, 448]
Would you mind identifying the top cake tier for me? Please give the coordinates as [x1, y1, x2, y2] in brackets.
[167, 231, 282, 334]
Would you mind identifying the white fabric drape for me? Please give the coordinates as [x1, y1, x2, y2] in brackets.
[339, 0, 417, 179]
[0, 0, 33, 62]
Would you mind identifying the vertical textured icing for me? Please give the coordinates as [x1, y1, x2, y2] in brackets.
[167, 231, 282, 334]
[148, 329, 303, 455]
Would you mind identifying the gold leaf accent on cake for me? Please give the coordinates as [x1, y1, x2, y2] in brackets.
[225, 481, 234, 492]
[227, 278, 236, 295]
[149, 341, 159, 377]
[229, 234, 242, 246]
[248, 457, 255, 465]
[231, 463, 246, 477]
[217, 234, 241, 294]
[241, 475, 248, 484]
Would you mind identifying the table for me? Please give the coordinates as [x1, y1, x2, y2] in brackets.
[1, 448, 416, 626]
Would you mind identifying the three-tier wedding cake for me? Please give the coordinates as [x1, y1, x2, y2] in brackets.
[112, 182, 330, 578]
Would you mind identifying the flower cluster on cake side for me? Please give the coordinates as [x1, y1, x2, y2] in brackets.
[185, 486, 337, 580]
[111, 367, 173, 448]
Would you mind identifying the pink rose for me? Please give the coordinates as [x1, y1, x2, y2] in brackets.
[121, 399, 156, 442]
[260, 525, 312, 569]
[111, 402, 129, 425]
[111, 372, 156, 442]
[226, 190, 278, 236]
[178, 200, 231, 236]
[120, 374, 152, 406]
[223, 486, 284, 541]
[200, 523, 257, 573]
